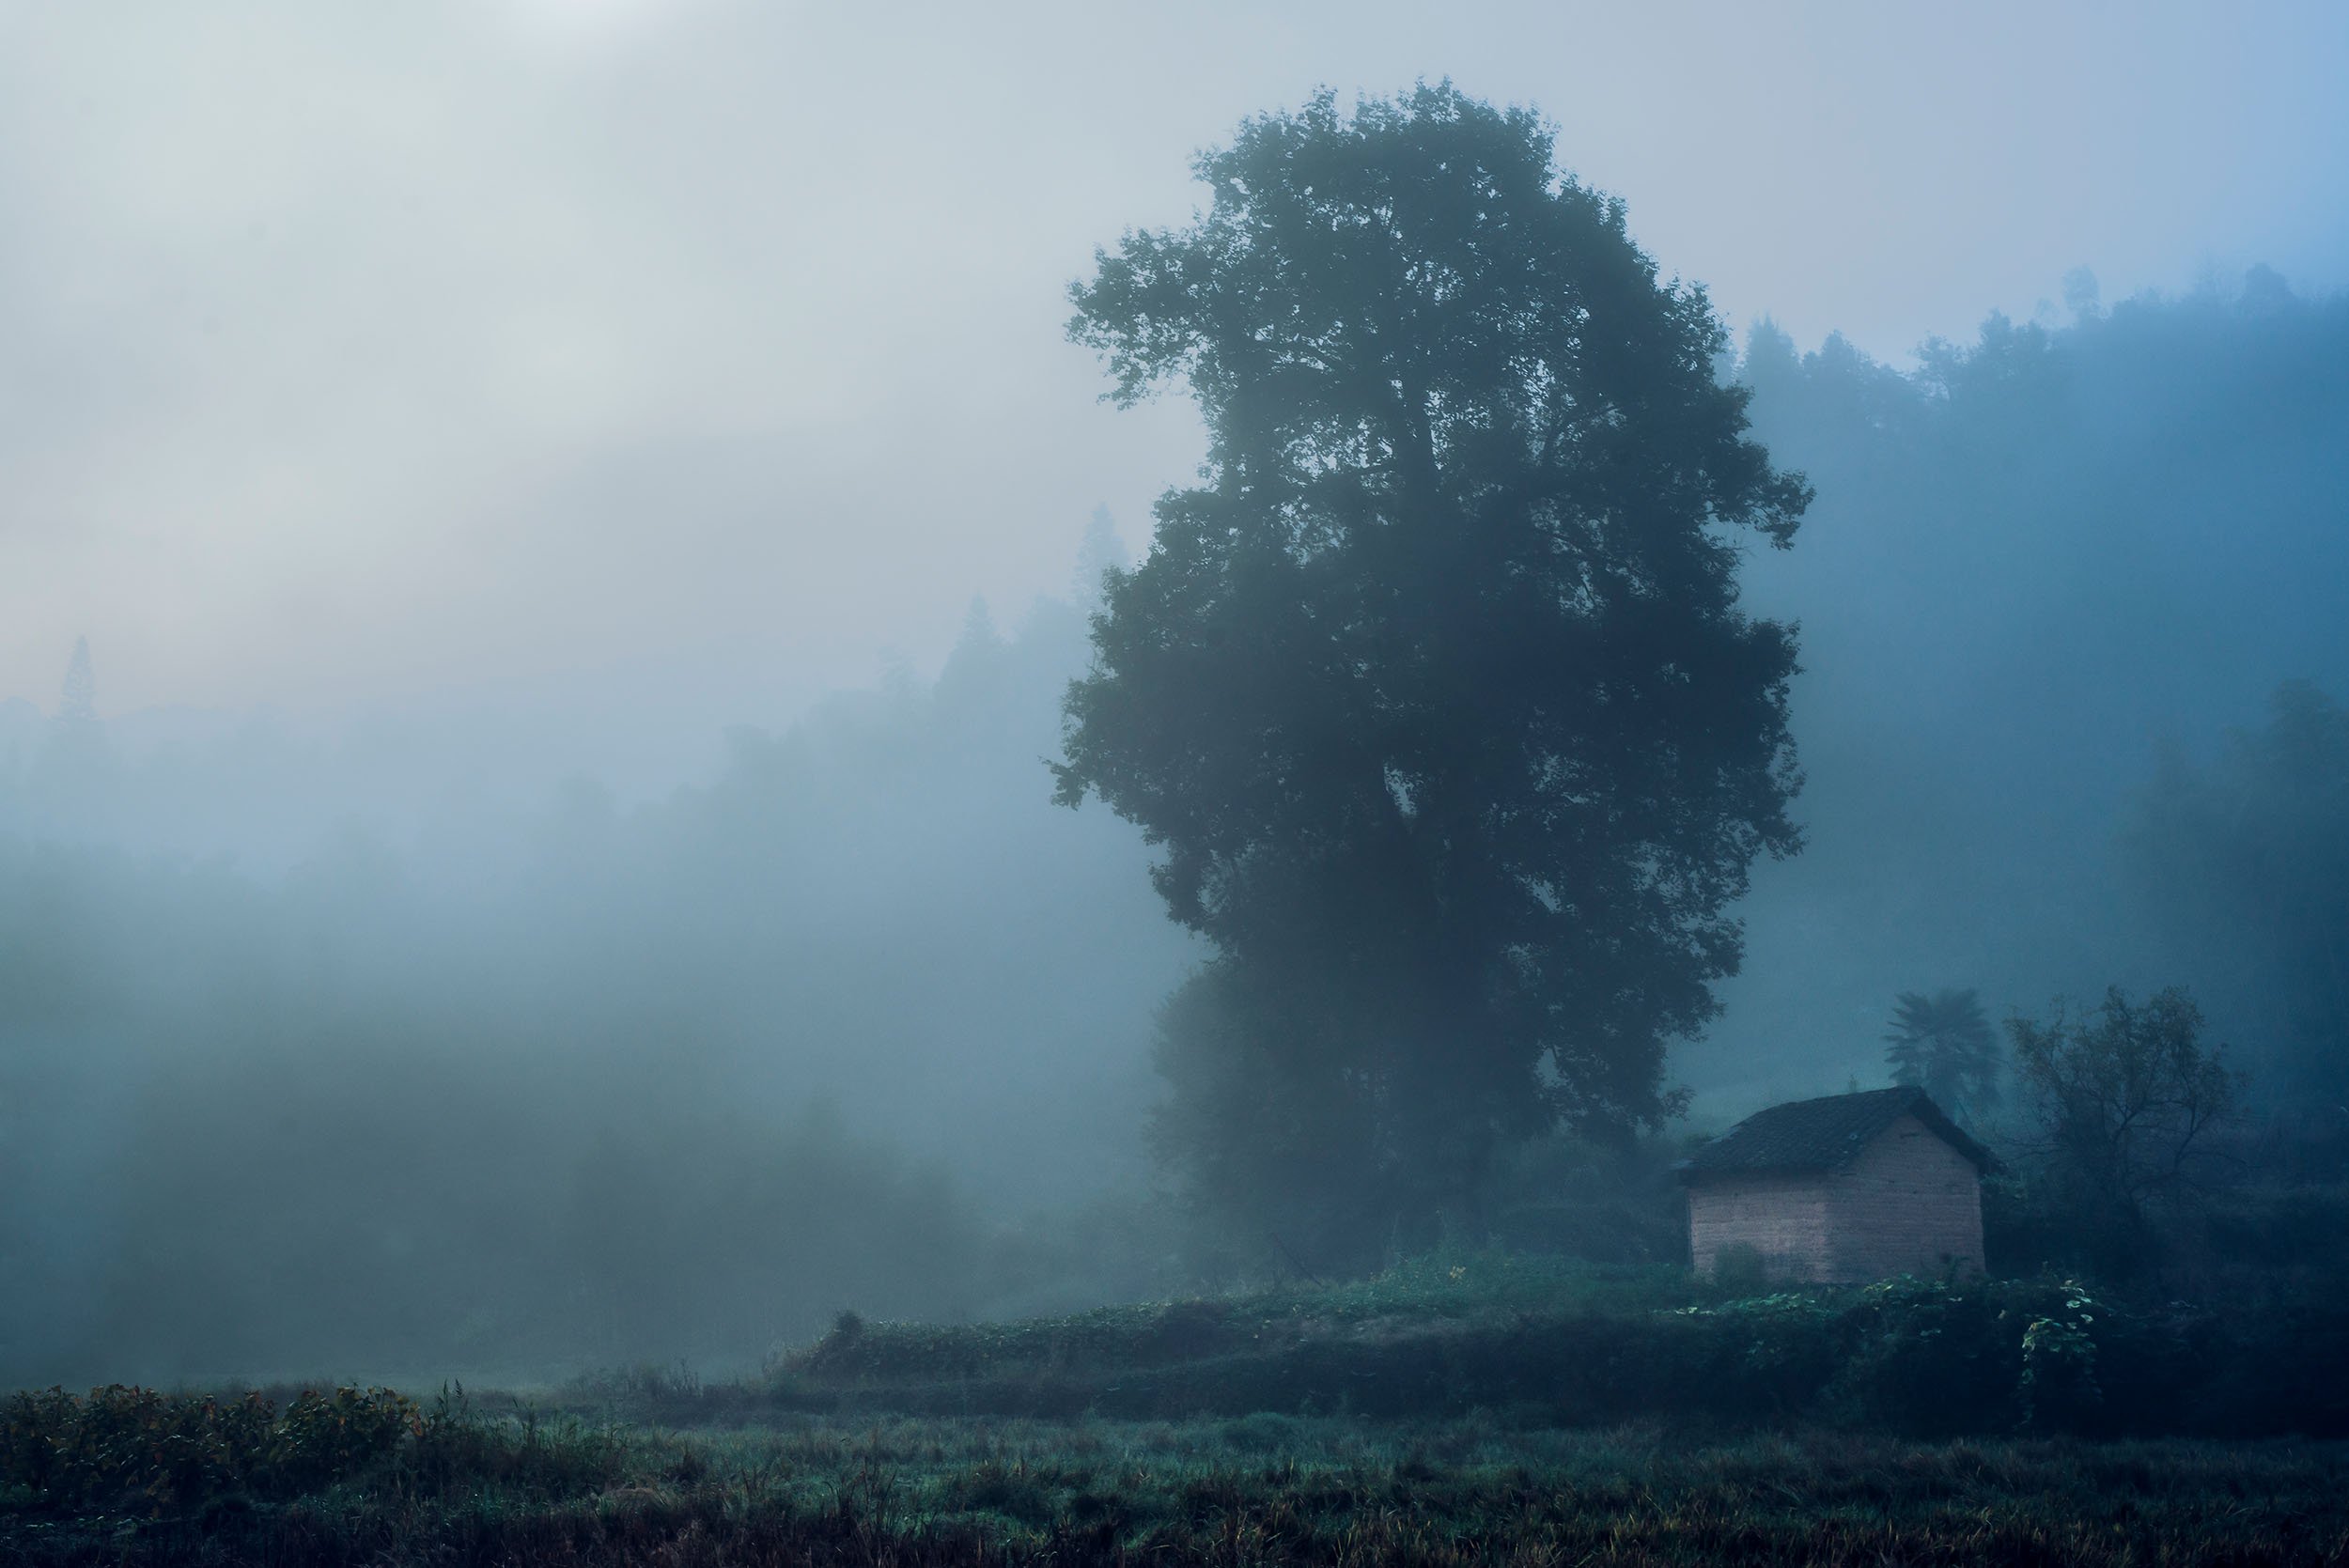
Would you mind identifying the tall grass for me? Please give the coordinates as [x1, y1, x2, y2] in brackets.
[6, 1389, 2342, 1565]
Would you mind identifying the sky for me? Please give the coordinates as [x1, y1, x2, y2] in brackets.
[2, 0, 2344, 737]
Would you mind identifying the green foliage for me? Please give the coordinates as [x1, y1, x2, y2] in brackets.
[2017, 1281, 2103, 1432]
[1057, 84, 1809, 1262]
[784, 1250, 1667, 1389]
[1143, 965, 1387, 1278]
[1824, 1277, 2004, 1431]
[1482, 1131, 1692, 1267]
[0, 1383, 640, 1528]
[399, 1388, 626, 1500]
[0, 1385, 421, 1518]
[1674, 1275, 2133, 1436]
[1673, 1291, 1843, 1412]
[1215, 1412, 1301, 1453]
[2193, 1182, 2349, 1278]
[1707, 1243, 1769, 1296]
[2006, 986, 2242, 1276]
[11, 1403, 2343, 1566]
[750, 1253, 2349, 1438]
[1883, 986, 2000, 1125]
[9, 1314, 2349, 1564]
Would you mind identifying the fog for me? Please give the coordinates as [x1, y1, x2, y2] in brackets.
[3, 556, 1207, 1381]
[1700, 278, 2349, 1105]
[8, 1, 2344, 718]
[3, 2, 2347, 1385]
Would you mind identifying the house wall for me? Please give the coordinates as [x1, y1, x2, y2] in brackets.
[1687, 1172, 1832, 1281]
[1686, 1114, 1984, 1283]
[1822, 1112, 1983, 1281]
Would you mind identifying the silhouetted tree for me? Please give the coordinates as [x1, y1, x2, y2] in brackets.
[1053, 85, 1810, 1263]
[1145, 961, 1387, 1276]
[2007, 986, 2239, 1276]
[1883, 987, 2000, 1126]
[34, 637, 113, 824]
[55, 638, 97, 728]
[933, 597, 1011, 722]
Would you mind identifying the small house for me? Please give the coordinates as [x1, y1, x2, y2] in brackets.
[1678, 1086, 1995, 1283]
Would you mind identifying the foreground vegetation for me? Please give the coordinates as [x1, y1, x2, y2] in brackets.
[8, 1258, 2348, 1562]
[6, 1382, 2345, 1566]
[553, 1254, 2344, 1440]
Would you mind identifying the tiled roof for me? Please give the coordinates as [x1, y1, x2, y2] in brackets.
[1676, 1086, 1996, 1182]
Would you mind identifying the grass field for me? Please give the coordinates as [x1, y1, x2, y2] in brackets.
[6, 1391, 2345, 1565]
[8, 1257, 2348, 1563]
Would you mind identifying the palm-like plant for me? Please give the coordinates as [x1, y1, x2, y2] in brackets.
[1884, 987, 2001, 1126]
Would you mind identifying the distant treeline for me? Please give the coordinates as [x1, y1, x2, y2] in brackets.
[2, 275, 2345, 1385]
[1710, 272, 2349, 1106]
[0, 595, 1192, 1387]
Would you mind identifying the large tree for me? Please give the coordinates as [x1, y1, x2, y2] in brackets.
[2006, 986, 2240, 1277]
[1054, 85, 1809, 1263]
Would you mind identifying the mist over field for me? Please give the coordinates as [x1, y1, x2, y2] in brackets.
[3, 3, 2347, 1394]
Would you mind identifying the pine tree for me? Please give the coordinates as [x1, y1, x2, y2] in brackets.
[56, 637, 97, 726]
[35, 635, 114, 824]
[1884, 987, 2001, 1126]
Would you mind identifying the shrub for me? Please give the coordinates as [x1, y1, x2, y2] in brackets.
[1218, 1412, 1302, 1453]
[2005, 986, 2241, 1279]
[0, 1385, 418, 1518]
[1709, 1243, 1770, 1296]
[1823, 1277, 2023, 1433]
[1672, 1291, 1842, 1414]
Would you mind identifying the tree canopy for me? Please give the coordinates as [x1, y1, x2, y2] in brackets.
[1883, 987, 2001, 1127]
[1053, 85, 1810, 1263]
[2007, 986, 2239, 1276]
